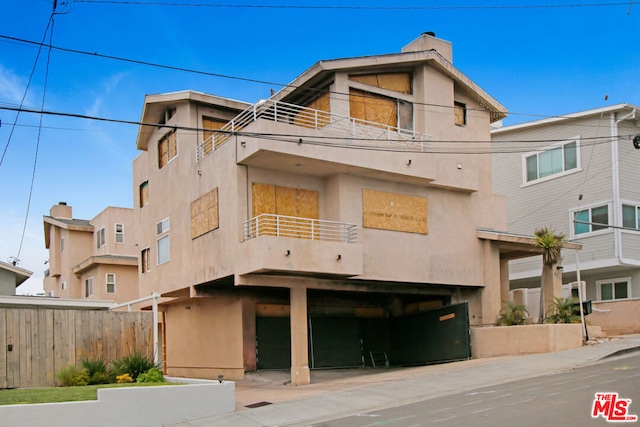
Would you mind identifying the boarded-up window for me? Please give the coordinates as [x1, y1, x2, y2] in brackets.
[362, 189, 428, 234]
[139, 181, 149, 207]
[350, 89, 397, 128]
[252, 183, 319, 238]
[141, 247, 150, 273]
[191, 188, 219, 239]
[454, 102, 466, 126]
[349, 72, 412, 94]
[294, 92, 331, 128]
[202, 117, 226, 155]
[158, 130, 177, 168]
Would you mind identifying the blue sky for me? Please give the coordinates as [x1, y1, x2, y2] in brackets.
[1, 0, 639, 294]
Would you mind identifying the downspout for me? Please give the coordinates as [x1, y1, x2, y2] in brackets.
[611, 108, 637, 264]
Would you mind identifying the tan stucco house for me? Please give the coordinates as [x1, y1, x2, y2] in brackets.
[43, 202, 139, 303]
[130, 32, 557, 385]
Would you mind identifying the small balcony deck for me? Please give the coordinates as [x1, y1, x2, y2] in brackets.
[196, 99, 432, 161]
[239, 214, 362, 278]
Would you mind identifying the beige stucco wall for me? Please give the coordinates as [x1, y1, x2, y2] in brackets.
[164, 298, 245, 381]
[471, 324, 583, 358]
[589, 299, 640, 336]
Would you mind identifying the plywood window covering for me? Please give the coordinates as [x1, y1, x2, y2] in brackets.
[295, 92, 331, 128]
[202, 117, 226, 155]
[191, 188, 219, 239]
[158, 130, 177, 169]
[349, 72, 412, 94]
[141, 247, 150, 273]
[362, 188, 428, 234]
[139, 181, 149, 207]
[454, 102, 467, 126]
[350, 89, 413, 132]
[251, 183, 319, 239]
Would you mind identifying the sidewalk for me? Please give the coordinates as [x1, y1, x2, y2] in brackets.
[170, 335, 640, 427]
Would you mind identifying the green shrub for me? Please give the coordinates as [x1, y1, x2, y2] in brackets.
[136, 368, 166, 383]
[55, 364, 90, 387]
[545, 297, 581, 324]
[81, 357, 110, 385]
[496, 300, 529, 326]
[111, 351, 156, 382]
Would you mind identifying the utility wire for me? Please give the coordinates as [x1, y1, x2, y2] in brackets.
[74, 1, 632, 11]
[0, 23, 55, 168]
[15, 11, 58, 263]
[2, 33, 633, 131]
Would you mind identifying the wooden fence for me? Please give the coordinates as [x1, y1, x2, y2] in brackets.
[0, 308, 153, 389]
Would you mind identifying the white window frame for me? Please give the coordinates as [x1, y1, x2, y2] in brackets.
[85, 277, 94, 298]
[596, 277, 632, 301]
[106, 273, 116, 294]
[622, 202, 640, 231]
[115, 223, 124, 243]
[570, 202, 612, 238]
[156, 218, 170, 235]
[61, 281, 66, 290]
[60, 236, 65, 253]
[96, 227, 106, 249]
[522, 137, 581, 186]
[157, 235, 170, 265]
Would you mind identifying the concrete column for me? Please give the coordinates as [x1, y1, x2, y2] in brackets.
[290, 287, 310, 386]
[480, 241, 501, 326]
[499, 258, 510, 305]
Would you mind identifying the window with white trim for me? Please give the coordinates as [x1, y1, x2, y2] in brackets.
[85, 277, 94, 297]
[115, 223, 124, 243]
[60, 236, 65, 253]
[61, 281, 66, 290]
[572, 204, 609, 236]
[523, 138, 579, 184]
[96, 227, 106, 248]
[597, 278, 631, 301]
[622, 204, 640, 230]
[106, 273, 116, 294]
[156, 218, 170, 265]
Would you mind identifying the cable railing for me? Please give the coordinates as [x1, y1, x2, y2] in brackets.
[243, 214, 358, 244]
[196, 99, 432, 161]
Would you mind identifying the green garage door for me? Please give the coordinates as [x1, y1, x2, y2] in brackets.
[390, 302, 470, 366]
[256, 317, 291, 370]
[309, 317, 363, 369]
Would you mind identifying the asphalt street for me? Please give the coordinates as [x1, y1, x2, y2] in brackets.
[313, 353, 640, 427]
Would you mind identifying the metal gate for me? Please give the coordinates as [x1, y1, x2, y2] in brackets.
[390, 302, 470, 366]
[308, 317, 363, 369]
[255, 316, 291, 370]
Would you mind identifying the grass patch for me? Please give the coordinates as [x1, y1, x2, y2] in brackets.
[0, 383, 176, 406]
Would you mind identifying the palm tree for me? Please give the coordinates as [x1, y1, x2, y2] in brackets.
[534, 226, 566, 323]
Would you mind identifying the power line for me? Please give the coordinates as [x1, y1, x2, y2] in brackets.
[0, 103, 633, 154]
[73, 1, 631, 11]
[2, 33, 632, 130]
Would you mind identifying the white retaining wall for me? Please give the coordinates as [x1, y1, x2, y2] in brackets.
[0, 382, 234, 427]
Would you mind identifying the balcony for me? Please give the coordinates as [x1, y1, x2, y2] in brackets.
[196, 99, 432, 161]
[239, 214, 363, 277]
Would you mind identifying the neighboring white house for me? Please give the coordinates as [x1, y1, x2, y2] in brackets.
[0, 260, 32, 296]
[492, 103, 640, 335]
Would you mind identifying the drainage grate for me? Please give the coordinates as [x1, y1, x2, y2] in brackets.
[245, 401, 272, 409]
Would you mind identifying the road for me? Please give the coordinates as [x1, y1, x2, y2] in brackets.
[310, 353, 640, 427]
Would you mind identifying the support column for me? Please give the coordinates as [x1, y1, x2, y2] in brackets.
[499, 258, 510, 305]
[290, 286, 310, 386]
[480, 241, 502, 326]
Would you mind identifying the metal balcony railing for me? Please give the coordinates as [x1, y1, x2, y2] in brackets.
[243, 214, 357, 244]
[196, 99, 432, 161]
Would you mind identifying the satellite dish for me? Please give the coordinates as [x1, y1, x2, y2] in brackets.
[634, 135, 640, 150]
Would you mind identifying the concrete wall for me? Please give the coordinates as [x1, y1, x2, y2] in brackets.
[471, 324, 583, 358]
[590, 299, 640, 336]
[0, 382, 234, 427]
[164, 298, 245, 380]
